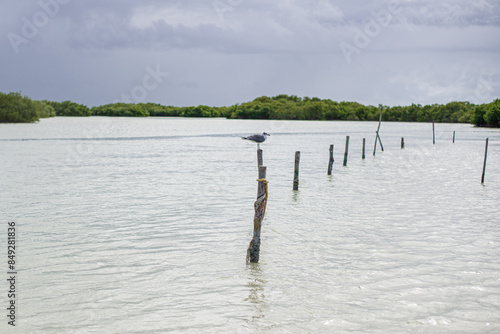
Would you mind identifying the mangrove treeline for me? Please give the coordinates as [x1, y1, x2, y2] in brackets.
[1, 91, 499, 127]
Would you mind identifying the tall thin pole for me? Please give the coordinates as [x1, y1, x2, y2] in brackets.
[453, 131, 455, 143]
[481, 138, 489, 184]
[432, 121, 435, 145]
[362, 138, 366, 159]
[374, 106, 383, 155]
[293, 151, 300, 190]
[343, 136, 350, 166]
[377, 133, 384, 152]
[327, 145, 334, 175]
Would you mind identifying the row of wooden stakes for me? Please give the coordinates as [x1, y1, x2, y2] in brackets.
[293, 134, 391, 191]
[291, 133, 490, 190]
[247, 130, 490, 263]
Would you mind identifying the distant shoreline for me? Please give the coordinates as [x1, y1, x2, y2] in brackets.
[1, 92, 499, 127]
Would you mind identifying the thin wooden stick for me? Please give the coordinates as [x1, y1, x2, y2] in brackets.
[401, 137, 405, 149]
[327, 145, 334, 175]
[293, 151, 300, 191]
[432, 121, 435, 145]
[373, 106, 383, 155]
[362, 138, 366, 159]
[343, 136, 350, 166]
[481, 138, 489, 184]
[377, 133, 384, 152]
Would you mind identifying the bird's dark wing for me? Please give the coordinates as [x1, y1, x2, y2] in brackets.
[245, 134, 265, 143]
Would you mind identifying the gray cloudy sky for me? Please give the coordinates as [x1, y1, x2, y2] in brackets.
[1, 0, 499, 107]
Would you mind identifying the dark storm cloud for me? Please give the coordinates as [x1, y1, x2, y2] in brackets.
[61, 0, 343, 53]
[0, 0, 499, 107]
[56, 0, 500, 54]
[5, 0, 497, 53]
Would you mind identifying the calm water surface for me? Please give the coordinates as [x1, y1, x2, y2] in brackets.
[0, 117, 499, 333]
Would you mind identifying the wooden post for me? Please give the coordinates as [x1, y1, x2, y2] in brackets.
[257, 149, 263, 168]
[401, 137, 405, 149]
[453, 131, 455, 143]
[432, 121, 435, 145]
[362, 138, 366, 159]
[247, 166, 268, 263]
[327, 145, 334, 175]
[481, 138, 489, 184]
[343, 136, 350, 166]
[293, 151, 300, 191]
[377, 133, 384, 152]
[373, 106, 383, 155]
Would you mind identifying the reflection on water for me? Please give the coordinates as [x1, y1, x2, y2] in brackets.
[0, 118, 499, 333]
[245, 263, 268, 323]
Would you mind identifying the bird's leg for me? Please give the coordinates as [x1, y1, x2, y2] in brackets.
[257, 143, 260, 150]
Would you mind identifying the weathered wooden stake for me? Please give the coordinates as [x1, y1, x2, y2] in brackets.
[362, 138, 366, 159]
[247, 166, 268, 263]
[401, 137, 405, 149]
[453, 131, 455, 143]
[327, 145, 334, 175]
[257, 149, 263, 168]
[377, 133, 384, 152]
[293, 151, 300, 190]
[343, 136, 350, 166]
[432, 121, 435, 145]
[373, 106, 383, 156]
[481, 138, 489, 184]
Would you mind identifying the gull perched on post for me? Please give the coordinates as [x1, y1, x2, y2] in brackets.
[241, 132, 270, 149]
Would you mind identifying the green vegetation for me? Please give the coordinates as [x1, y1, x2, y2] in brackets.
[0, 92, 55, 123]
[45, 100, 91, 116]
[1, 91, 499, 127]
[91, 103, 149, 117]
[227, 95, 478, 123]
[91, 103, 229, 118]
[472, 99, 500, 127]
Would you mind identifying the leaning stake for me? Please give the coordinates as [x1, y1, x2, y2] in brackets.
[377, 133, 384, 152]
[481, 138, 489, 184]
[247, 166, 268, 263]
[373, 106, 383, 155]
[293, 151, 300, 190]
